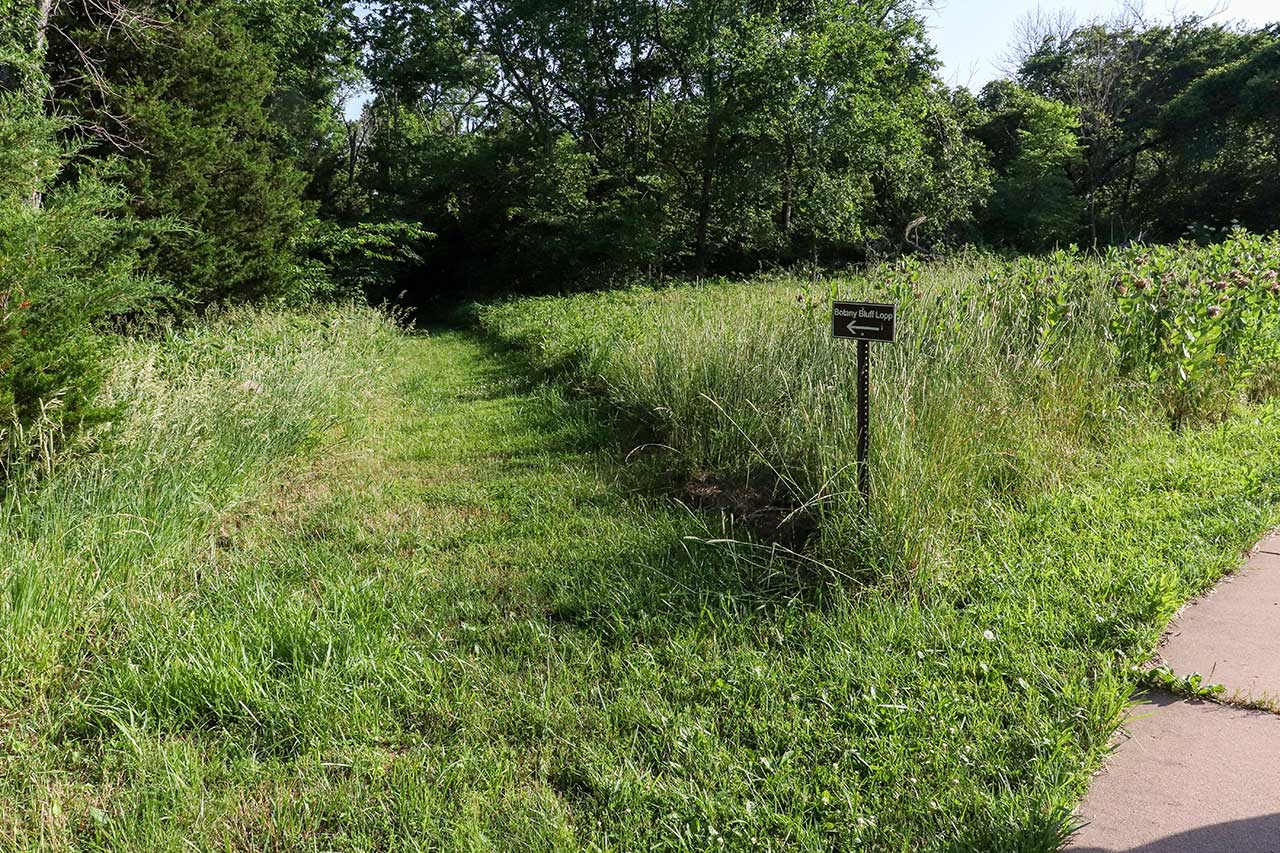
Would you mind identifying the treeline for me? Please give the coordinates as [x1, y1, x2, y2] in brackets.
[350, 3, 1280, 291]
[6, 1, 1279, 300]
[1, 0, 1278, 468]
[350, 0, 988, 294]
[975, 12, 1280, 250]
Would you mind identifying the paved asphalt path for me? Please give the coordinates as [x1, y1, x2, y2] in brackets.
[1066, 539, 1280, 852]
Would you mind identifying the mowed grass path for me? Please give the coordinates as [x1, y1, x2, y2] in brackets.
[15, 330, 1280, 851]
[21, 330, 834, 851]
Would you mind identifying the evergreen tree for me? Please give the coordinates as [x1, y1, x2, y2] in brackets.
[0, 75, 153, 476]
[50, 0, 310, 306]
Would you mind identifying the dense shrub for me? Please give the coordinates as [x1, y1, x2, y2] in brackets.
[0, 98, 153, 478]
[48, 0, 311, 308]
[297, 219, 432, 301]
[1005, 231, 1280, 423]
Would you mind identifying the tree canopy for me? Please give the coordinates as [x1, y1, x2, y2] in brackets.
[0, 0, 1276, 306]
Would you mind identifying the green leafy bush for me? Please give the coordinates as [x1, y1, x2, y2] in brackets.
[1001, 232, 1280, 423]
[0, 97, 154, 479]
[295, 219, 432, 302]
[1107, 232, 1280, 421]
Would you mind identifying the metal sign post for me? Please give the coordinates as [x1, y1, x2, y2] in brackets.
[832, 301, 896, 499]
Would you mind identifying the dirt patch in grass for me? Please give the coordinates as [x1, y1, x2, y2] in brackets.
[208, 448, 349, 552]
[682, 470, 817, 550]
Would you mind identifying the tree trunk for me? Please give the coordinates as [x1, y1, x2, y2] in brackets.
[29, 0, 59, 208]
[35, 0, 57, 55]
[693, 159, 713, 278]
[693, 96, 719, 278]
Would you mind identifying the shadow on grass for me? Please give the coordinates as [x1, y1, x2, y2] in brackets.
[467, 329, 824, 528]
[1067, 814, 1280, 853]
[450, 329, 847, 617]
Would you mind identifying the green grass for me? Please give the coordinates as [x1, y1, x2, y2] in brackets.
[477, 239, 1280, 582]
[478, 269, 1126, 582]
[0, 305, 401, 845]
[4, 301, 1280, 849]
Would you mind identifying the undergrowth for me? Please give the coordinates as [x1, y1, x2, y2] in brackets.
[0, 304, 400, 728]
[479, 233, 1280, 581]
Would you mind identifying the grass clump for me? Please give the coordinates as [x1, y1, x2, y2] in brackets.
[0, 304, 400, 733]
[479, 233, 1280, 580]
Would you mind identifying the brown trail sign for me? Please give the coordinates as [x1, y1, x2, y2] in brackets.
[831, 301, 896, 498]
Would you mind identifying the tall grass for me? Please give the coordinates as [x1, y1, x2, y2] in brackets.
[3, 305, 1277, 848]
[0, 305, 401, 722]
[480, 233, 1280, 578]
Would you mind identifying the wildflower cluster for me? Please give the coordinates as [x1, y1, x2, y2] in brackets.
[980, 230, 1280, 422]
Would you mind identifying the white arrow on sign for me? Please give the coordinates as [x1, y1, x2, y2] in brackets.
[847, 321, 881, 334]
